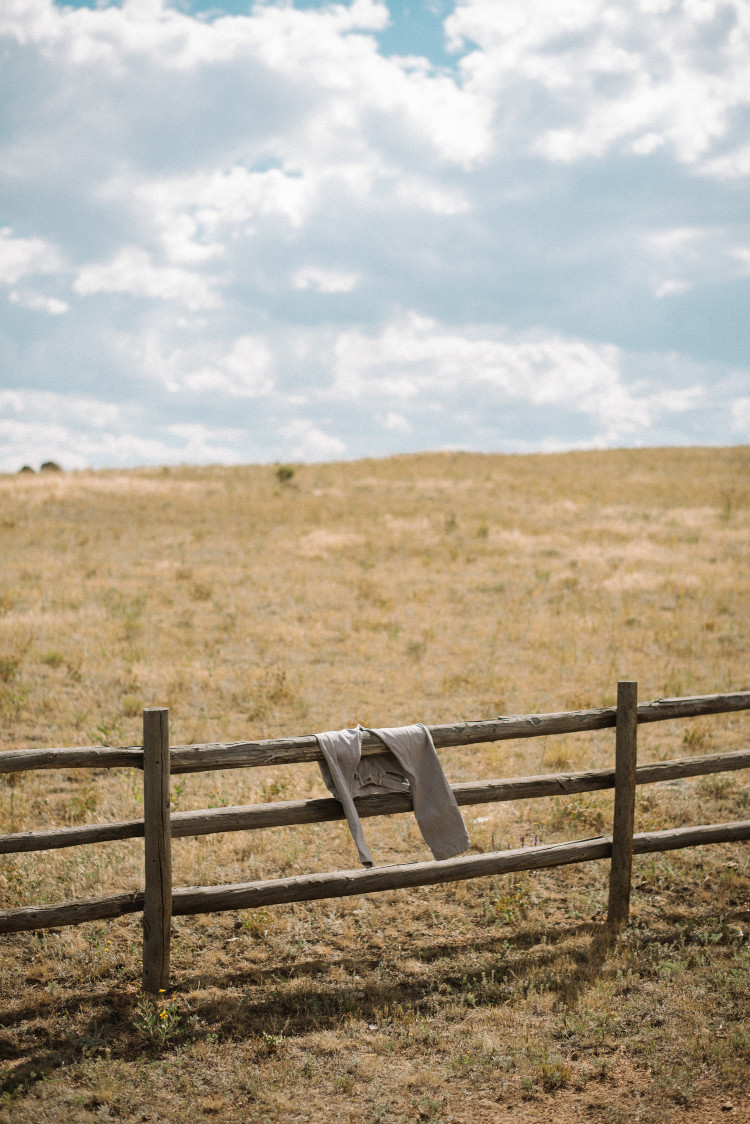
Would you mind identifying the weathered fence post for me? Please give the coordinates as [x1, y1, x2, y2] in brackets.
[607, 681, 638, 931]
[142, 707, 172, 992]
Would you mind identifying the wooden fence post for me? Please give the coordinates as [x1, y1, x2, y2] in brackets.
[607, 681, 638, 932]
[142, 708, 172, 993]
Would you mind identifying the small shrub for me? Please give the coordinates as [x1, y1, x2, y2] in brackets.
[248, 667, 295, 719]
[275, 464, 295, 485]
[548, 793, 607, 833]
[170, 777, 187, 810]
[86, 718, 124, 745]
[698, 774, 734, 800]
[538, 1060, 572, 1091]
[121, 694, 142, 717]
[133, 992, 182, 1046]
[67, 786, 98, 824]
[487, 874, 533, 923]
[0, 684, 26, 722]
[0, 655, 21, 682]
[260, 778, 289, 802]
[242, 909, 272, 937]
[683, 725, 712, 751]
[259, 1031, 285, 1054]
[406, 639, 426, 661]
[299, 1056, 316, 1079]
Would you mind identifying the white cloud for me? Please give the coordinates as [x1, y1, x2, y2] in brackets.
[700, 141, 750, 179]
[117, 330, 275, 398]
[178, 335, 275, 397]
[394, 177, 469, 215]
[642, 385, 705, 413]
[0, 389, 253, 471]
[631, 132, 665, 156]
[74, 247, 219, 310]
[130, 157, 471, 289]
[280, 419, 347, 460]
[0, 389, 125, 428]
[448, 0, 750, 174]
[8, 289, 69, 314]
[161, 422, 249, 463]
[0, 0, 489, 170]
[329, 312, 706, 442]
[654, 280, 691, 299]
[0, 228, 62, 285]
[0, 389, 139, 471]
[644, 225, 750, 297]
[384, 411, 412, 433]
[138, 165, 320, 261]
[292, 265, 360, 293]
[730, 397, 750, 437]
[0, 419, 246, 473]
[731, 247, 750, 272]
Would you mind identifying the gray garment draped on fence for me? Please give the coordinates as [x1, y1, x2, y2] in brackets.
[316, 724, 470, 867]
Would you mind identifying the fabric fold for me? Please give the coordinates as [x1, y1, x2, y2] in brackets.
[316, 728, 374, 867]
[315, 724, 470, 866]
[367, 723, 471, 861]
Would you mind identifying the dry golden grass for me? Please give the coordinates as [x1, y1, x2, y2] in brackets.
[1, 447, 749, 1123]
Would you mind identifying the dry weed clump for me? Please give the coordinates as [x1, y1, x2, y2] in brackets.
[0, 447, 749, 1123]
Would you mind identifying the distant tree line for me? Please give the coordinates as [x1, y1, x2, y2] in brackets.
[18, 461, 63, 474]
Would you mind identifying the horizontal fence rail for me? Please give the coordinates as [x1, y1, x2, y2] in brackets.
[2, 747, 749, 856]
[2, 691, 749, 776]
[2, 819, 749, 935]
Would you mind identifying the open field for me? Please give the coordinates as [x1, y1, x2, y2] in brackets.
[1, 446, 749, 1123]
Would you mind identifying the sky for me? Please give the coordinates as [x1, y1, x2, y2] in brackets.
[1, 0, 749, 471]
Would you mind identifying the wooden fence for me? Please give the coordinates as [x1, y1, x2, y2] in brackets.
[1, 683, 749, 992]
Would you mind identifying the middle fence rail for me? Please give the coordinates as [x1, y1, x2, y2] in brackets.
[1, 685, 749, 991]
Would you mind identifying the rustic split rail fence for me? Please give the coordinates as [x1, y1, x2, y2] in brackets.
[1, 683, 749, 992]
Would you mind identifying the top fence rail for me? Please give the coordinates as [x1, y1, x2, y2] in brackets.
[2, 691, 749, 776]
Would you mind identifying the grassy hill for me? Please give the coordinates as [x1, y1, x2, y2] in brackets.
[1, 447, 749, 1122]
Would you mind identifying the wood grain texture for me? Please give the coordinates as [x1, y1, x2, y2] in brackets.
[2, 748, 748, 855]
[2, 818, 748, 934]
[142, 708, 171, 994]
[0, 891, 144, 933]
[0, 746, 142, 774]
[2, 691, 748, 775]
[0, 818, 145, 853]
[632, 820, 750, 852]
[608, 681, 639, 930]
